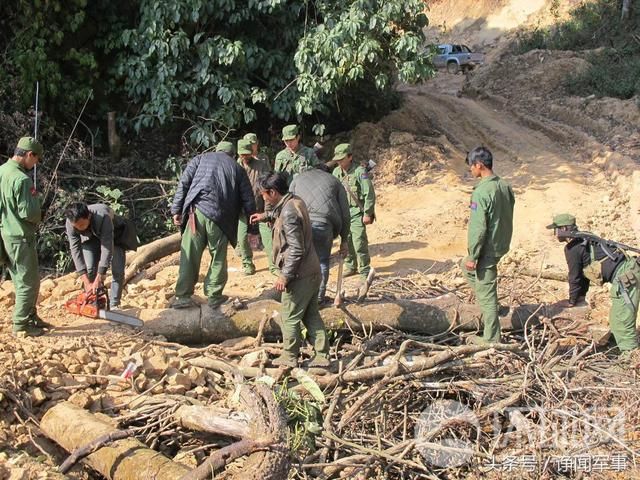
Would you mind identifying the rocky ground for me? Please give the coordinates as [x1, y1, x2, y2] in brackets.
[2, 0, 640, 478]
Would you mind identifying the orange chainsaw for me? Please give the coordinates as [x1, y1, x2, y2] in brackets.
[64, 286, 143, 327]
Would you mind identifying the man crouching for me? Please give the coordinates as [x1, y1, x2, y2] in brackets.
[250, 173, 330, 368]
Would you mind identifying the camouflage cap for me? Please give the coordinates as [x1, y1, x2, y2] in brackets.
[546, 213, 576, 229]
[332, 143, 352, 161]
[282, 125, 299, 141]
[243, 133, 258, 144]
[17, 136, 43, 156]
[237, 139, 253, 155]
[216, 141, 235, 155]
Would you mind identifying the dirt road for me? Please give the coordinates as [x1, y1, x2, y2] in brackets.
[365, 73, 615, 285]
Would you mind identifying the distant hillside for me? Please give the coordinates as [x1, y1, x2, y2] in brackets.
[425, 0, 582, 46]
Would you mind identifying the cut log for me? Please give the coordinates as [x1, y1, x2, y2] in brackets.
[42, 387, 290, 480]
[174, 405, 251, 438]
[134, 293, 589, 344]
[124, 233, 182, 284]
[519, 267, 566, 282]
[40, 402, 190, 479]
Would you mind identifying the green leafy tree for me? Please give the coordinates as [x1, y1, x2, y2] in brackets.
[115, 0, 433, 139]
[0, 0, 134, 121]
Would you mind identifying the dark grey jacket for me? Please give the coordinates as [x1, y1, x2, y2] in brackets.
[289, 168, 350, 241]
[171, 152, 256, 247]
[65, 204, 121, 275]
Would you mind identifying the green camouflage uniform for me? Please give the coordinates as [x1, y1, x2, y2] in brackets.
[548, 213, 640, 352]
[609, 257, 640, 351]
[0, 158, 43, 332]
[274, 146, 319, 186]
[463, 175, 515, 342]
[333, 163, 375, 279]
[235, 145, 275, 275]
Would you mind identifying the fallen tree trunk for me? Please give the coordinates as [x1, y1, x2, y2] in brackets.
[131, 252, 180, 283]
[41, 402, 190, 479]
[124, 233, 182, 284]
[42, 385, 290, 480]
[135, 293, 588, 344]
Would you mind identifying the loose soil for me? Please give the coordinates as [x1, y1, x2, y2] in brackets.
[2, 0, 640, 477]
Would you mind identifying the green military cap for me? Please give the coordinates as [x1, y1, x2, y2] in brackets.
[237, 139, 253, 155]
[17, 136, 43, 156]
[546, 213, 576, 229]
[216, 141, 235, 155]
[282, 124, 299, 141]
[332, 143, 352, 161]
[243, 133, 258, 144]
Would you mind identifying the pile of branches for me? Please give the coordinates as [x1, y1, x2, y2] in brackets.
[169, 323, 636, 479]
[2, 268, 640, 479]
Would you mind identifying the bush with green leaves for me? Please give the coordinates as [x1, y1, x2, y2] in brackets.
[0, 0, 134, 123]
[1, 0, 433, 144]
[115, 0, 433, 140]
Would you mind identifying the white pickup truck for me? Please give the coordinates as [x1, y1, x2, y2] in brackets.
[433, 44, 485, 74]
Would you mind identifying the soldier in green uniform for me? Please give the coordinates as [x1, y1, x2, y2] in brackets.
[462, 147, 515, 345]
[243, 133, 273, 170]
[235, 139, 276, 276]
[332, 143, 376, 298]
[0, 137, 47, 337]
[549, 214, 640, 356]
[274, 125, 319, 185]
[250, 172, 329, 368]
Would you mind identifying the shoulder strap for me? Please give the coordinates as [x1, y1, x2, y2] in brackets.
[341, 175, 365, 213]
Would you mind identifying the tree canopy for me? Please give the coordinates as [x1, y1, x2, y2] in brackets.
[1, 0, 433, 146]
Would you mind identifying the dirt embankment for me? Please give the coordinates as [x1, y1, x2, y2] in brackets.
[425, 0, 583, 47]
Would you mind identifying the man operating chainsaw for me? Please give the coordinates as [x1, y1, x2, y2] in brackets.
[65, 202, 138, 309]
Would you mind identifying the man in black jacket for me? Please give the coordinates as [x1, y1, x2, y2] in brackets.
[290, 165, 350, 303]
[549, 213, 639, 355]
[171, 150, 256, 308]
[65, 202, 138, 308]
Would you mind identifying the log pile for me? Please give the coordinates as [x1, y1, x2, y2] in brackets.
[1, 300, 639, 479]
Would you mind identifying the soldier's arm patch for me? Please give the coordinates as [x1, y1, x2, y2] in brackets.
[360, 171, 369, 180]
[470, 201, 478, 211]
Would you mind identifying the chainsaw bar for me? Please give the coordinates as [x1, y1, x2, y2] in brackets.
[98, 309, 144, 327]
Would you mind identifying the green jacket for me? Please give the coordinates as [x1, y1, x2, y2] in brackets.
[274, 145, 319, 185]
[467, 175, 514, 260]
[0, 159, 42, 239]
[333, 163, 376, 217]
